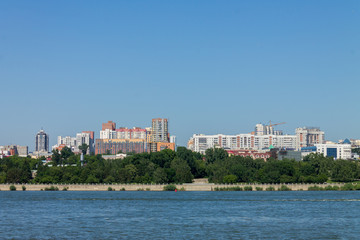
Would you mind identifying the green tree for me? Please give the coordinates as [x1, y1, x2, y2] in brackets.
[205, 148, 228, 164]
[153, 167, 168, 183]
[79, 144, 89, 155]
[124, 164, 137, 182]
[223, 174, 238, 183]
[51, 149, 61, 166]
[170, 157, 193, 183]
[60, 146, 74, 165]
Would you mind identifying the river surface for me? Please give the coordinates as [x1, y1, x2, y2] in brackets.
[0, 191, 360, 239]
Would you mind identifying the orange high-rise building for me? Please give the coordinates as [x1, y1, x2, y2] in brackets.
[102, 121, 116, 130]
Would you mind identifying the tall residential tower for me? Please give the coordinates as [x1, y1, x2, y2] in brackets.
[35, 129, 49, 152]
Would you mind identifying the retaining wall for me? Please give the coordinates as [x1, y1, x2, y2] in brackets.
[0, 183, 347, 191]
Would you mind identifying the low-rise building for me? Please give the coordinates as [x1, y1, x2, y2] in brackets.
[226, 149, 271, 161]
[277, 150, 302, 161]
[102, 153, 127, 160]
[315, 143, 351, 160]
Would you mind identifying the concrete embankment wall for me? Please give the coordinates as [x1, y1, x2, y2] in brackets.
[0, 183, 346, 191]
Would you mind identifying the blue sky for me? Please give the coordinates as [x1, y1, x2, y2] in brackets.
[0, 1, 359, 150]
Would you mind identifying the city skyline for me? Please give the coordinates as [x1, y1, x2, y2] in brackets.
[0, 120, 356, 152]
[1, 1, 359, 149]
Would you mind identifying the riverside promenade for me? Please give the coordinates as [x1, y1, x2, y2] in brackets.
[0, 182, 346, 191]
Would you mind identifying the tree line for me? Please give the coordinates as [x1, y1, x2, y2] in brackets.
[0, 147, 359, 184]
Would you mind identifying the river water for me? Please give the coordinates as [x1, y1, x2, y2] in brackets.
[0, 191, 359, 239]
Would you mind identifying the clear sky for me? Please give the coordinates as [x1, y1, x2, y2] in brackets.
[0, 1, 359, 150]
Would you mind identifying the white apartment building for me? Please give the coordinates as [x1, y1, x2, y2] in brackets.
[54, 132, 94, 154]
[100, 129, 117, 139]
[255, 124, 283, 136]
[76, 132, 94, 153]
[315, 144, 351, 160]
[189, 133, 297, 154]
[57, 136, 77, 147]
[170, 136, 176, 144]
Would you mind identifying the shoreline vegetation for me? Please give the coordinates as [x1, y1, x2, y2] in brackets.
[1, 147, 360, 188]
[1, 182, 360, 191]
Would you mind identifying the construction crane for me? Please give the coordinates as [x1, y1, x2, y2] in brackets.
[268, 121, 286, 128]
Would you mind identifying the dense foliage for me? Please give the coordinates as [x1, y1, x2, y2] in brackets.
[0, 147, 359, 184]
[205, 149, 360, 183]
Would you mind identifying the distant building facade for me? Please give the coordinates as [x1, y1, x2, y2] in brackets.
[226, 149, 271, 161]
[255, 123, 283, 136]
[35, 129, 49, 152]
[0, 145, 28, 157]
[53, 131, 95, 154]
[296, 127, 325, 149]
[188, 133, 297, 154]
[315, 143, 351, 160]
[95, 119, 175, 155]
[151, 118, 169, 142]
[188, 124, 326, 154]
[277, 150, 302, 161]
[96, 139, 149, 154]
[102, 121, 116, 131]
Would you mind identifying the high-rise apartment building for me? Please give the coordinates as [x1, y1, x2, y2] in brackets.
[151, 118, 169, 142]
[188, 133, 297, 154]
[53, 131, 95, 154]
[35, 129, 49, 152]
[96, 119, 175, 154]
[150, 118, 174, 152]
[102, 121, 116, 130]
[82, 131, 95, 153]
[255, 123, 283, 136]
[188, 124, 326, 154]
[96, 121, 150, 154]
[76, 132, 94, 154]
[296, 127, 325, 149]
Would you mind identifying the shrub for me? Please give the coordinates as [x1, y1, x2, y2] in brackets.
[341, 183, 355, 191]
[163, 184, 177, 191]
[324, 185, 340, 191]
[9, 185, 16, 191]
[308, 185, 324, 191]
[223, 174, 238, 184]
[255, 187, 263, 191]
[62, 187, 69, 191]
[178, 187, 186, 191]
[22, 185, 26, 191]
[136, 188, 144, 191]
[107, 187, 114, 191]
[119, 188, 126, 191]
[279, 185, 291, 191]
[244, 186, 253, 191]
[44, 186, 59, 191]
[146, 188, 151, 191]
[214, 186, 243, 191]
[266, 186, 275, 191]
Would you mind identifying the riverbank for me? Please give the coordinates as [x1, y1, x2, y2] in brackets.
[0, 183, 350, 191]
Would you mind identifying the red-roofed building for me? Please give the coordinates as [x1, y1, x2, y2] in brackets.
[226, 150, 271, 161]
